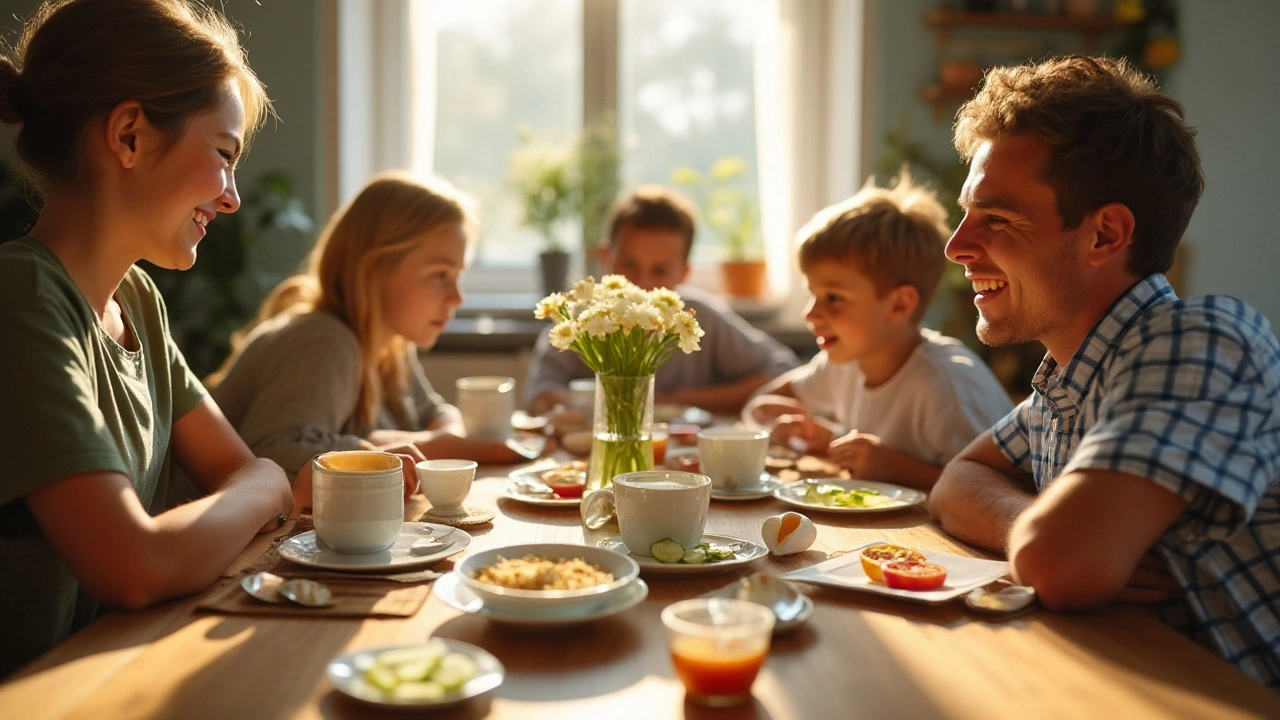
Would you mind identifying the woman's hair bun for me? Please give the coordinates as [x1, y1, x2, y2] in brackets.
[0, 57, 22, 125]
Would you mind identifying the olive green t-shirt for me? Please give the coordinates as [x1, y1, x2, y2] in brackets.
[0, 238, 206, 677]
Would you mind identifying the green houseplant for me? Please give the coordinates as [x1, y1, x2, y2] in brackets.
[509, 117, 619, 293]
[672, 156, 766, 297]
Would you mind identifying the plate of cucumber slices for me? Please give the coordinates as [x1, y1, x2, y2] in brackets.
[597, 534, 767, 575]
[327, 638, 503, 709]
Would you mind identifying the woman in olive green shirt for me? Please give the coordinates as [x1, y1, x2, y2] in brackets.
[0, 0, 296, 677]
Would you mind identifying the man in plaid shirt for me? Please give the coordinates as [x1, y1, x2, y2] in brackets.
[929, 55, 1280, 688]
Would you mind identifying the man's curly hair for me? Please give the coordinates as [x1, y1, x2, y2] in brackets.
[954, 56, 1203, 277]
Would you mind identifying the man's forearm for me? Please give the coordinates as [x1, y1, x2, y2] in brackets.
[929, 459, 1036, 553]
[658, 374, 768, 416]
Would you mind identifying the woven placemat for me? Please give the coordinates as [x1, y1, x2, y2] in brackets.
[418, 505, 495, 527]
[195, 576, 430, 618]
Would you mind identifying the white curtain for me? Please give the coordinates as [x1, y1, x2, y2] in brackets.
[755, 0, 865, 320]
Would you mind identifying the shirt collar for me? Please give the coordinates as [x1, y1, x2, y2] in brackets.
[1030, 274, 1178, 415]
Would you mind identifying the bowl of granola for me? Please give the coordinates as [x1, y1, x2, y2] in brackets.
[455, 543, 639, 616]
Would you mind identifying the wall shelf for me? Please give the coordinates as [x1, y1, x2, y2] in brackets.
[925, 10, 1132, 48]
[921, 10, 1135, 120]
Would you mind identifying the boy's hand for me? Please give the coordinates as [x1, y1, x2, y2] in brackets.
[770, 414, 834, 455]
[827, 431, 893, 480]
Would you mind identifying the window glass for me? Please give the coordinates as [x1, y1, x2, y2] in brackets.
[619, 0, 760, 264]
[429, 0, 582, 269]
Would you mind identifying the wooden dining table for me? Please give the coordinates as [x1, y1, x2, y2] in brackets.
[1, 460, 1276, 720]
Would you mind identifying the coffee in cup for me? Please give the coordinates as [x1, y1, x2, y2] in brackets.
[312, 450, 404, 553]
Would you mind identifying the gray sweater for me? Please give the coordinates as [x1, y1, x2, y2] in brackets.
[212, 312, 444, 474]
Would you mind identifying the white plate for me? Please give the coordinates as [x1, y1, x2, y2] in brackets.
[653, 404, 713, 426]
[433, 572, 649, 626]
[503, 466, 584, 507]
[772, 478, 927, 513]
[326, 639, 503, 709]
[711, 474, 784, 502]
[502, 480, 582, 507]
[596, 534, 768, 575]
[278, 523, 470, 572]
[781, 540, 1009, 603]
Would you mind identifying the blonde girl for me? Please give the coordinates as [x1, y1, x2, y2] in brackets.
[210, 171, 522, 509]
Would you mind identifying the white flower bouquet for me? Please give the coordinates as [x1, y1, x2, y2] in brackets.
[535, 275, 704, 494]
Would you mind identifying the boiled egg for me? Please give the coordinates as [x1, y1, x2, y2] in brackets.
[761, 511, 816, 556]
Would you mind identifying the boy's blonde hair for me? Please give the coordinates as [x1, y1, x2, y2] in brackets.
[210, 171, 477, 431]
[796, 171, 950, 323]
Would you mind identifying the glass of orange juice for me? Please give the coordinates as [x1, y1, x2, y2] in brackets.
[652, 423, 669, 466]
[661, 598, 774, 706]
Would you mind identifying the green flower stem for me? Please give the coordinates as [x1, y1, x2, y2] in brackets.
[586, 374, 655, 491]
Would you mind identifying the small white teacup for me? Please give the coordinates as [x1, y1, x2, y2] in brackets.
[312, 450, 404, 554]
[585, 471, 711, 556]
[455, 376, 516, 440]
[698, 427, 770, 490]
[416, 459, 477, 517]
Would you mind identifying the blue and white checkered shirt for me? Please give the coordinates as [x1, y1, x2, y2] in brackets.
[993, 274, 1280, 688]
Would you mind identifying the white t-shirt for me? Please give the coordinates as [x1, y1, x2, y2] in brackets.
[790, 329, 1013, 466]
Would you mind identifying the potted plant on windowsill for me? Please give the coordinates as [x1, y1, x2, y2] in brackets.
[509, 128, 578, 294]
[673, 156, 766, 297]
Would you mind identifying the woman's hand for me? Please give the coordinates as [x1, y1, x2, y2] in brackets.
[375, 442, 426, 500]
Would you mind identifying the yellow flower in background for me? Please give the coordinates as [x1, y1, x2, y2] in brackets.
[710, 156, 746, 181]
[1144, 37, 1180, 70]
[670, 167, 702, 186]
[1115, 0, 1145, 23]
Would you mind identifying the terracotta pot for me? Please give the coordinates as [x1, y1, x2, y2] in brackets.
[720, 260, 767, 298]
[939, 60, 984, 94]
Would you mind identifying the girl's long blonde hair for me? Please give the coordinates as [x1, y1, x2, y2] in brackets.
[209, 171, 476, 432]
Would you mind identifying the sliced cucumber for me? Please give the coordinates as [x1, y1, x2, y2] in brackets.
[390, 681, 446, 702]
[650, 538, 686, 564]
[432, 653, 478, 691]
[680, 547, 707, 564]
[364, 664, 399, 692]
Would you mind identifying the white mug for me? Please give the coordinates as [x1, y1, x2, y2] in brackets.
[568, 378, 596, 414]
[455, 376, 516, 440]
[312, 450, 404, 553]
[416, 459, 477, 517]
[698, 427, 770, 489]
[587, 471, 711, 555]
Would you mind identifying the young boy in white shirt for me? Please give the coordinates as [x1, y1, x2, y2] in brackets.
[744, 173, 1011, 490]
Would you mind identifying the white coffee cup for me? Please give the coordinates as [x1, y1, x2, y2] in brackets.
[568, 378, 596, 413]
[416, 459, 477, 517]
[698, 427, 770, 489]
[312, 450, 404, 554]
[588, 471, 711, 555]
[455, 376, 516, 440]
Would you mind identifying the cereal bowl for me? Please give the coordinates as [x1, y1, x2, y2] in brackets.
[455, 543, 639, 617]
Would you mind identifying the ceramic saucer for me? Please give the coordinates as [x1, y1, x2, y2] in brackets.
[433, 572, 648, 626]
[596, 534, 768, 575]
[710, 473, 784, 502]
[278, 522, 469, 572]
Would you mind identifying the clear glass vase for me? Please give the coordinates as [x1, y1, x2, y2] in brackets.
[581, 374, 654, 528]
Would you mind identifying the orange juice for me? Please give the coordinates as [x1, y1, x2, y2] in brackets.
[652, 434, 668, 465]
[669, 639, 767, 700]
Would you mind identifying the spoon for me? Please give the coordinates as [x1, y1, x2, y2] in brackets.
[278, 578, 335, 608]
[706, 572, 813, 631]
[240, 571, 287, 603]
